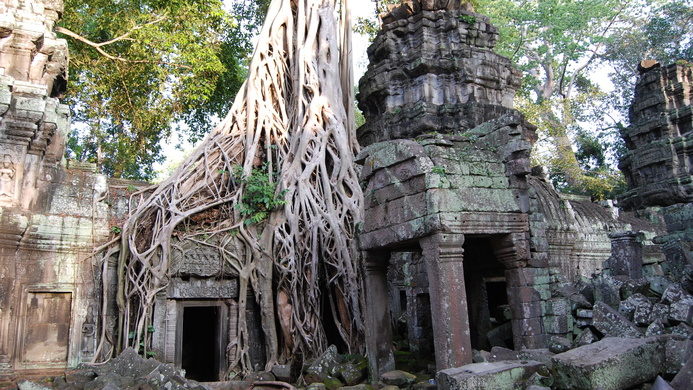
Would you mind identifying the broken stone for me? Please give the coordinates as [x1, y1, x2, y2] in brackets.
[574, 328, 598, 347]
[651, 376, 674, 390]
[488, 346, 517, 362]
[660, 334, 693, 376]
[381, 370, 417, 387]
[271, 364, 292, 382]
[17, 381, 51, 390]
[472, 349, 490, 363]
[556, 285, 592, 309]
[646, 320, 666, 336]
[662, 284, 690, 304]
[324, 376, 344, 390]
[594, 275, 624, 309]
[551, 337, 665, 390]
[380, 386, 400, 390]
[594, 302, 643, 338]
[621, 278, 650, 300]
[668, 322, 693, 338]
[437, 360, 546, 390]
[619, 293, 652, 321]
[670, 356, 693, 390]
[576, 309, 593, 318]
[336, 362, 366, 386]
[548, 336, 572, 353]
[307, 383, 327, 390]
[304, 345, 341, 383]
[668, 297, 693, 325]
[411, 381, 436, 390]
[647, 276, 673, 297]
[649, 303, 670, 325]
[517, 349, 555, 365]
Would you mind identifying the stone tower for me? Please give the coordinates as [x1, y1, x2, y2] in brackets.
[0, 0, 69, 210]
[357, 0, 521, 146]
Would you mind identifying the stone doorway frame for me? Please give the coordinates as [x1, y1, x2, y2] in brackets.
[175, 300, 229, 381]
[363, 213, 538, 376]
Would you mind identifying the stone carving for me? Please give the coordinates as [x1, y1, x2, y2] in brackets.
[167, 278, 238, 299]
[0, 154, 16, 201]
[170, 239, 223, 277]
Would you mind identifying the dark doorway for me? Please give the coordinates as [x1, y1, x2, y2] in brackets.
[463, 236, 513, 351]
[182, 306, 219, 381]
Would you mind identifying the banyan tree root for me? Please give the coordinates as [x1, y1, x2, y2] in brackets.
[102, 0, 364, 375]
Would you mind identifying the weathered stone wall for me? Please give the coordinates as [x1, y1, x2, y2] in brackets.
[0, 0, 136, 378]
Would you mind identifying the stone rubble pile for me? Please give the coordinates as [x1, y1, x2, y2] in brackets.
[15, 349, 207, 390]
[442, 269, 693, 390]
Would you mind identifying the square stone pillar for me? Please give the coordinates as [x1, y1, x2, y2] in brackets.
[363, 251, 395, 378]
[608, 231, 643, 279]
[420, 233, 472, 370]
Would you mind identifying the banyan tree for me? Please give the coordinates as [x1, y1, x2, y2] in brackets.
[96, 0, 364, 375]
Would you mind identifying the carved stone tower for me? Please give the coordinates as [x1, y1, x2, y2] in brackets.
[0, 0, 69, 210]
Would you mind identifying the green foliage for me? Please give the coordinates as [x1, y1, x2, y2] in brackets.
[234, 165, 287, 225]
[111, 226, 122, 234]
[458, 14, 477, 24]
[431, 166, 447, 175]
[61, 0, 270, 180]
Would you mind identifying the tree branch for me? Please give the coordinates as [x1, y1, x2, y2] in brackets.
[56, 16, 192, 70]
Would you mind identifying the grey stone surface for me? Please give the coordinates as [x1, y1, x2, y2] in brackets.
[551, 337, 665, 390]
[437, 360, 546, 390]
[593, 302, 643, 338]
[381, 370, 417, 387]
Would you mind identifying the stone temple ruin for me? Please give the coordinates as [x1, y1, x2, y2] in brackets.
[0, 0, 692, 389]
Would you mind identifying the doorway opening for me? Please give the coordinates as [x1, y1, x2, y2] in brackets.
[182, 306, 220, 381]
[463, 236, 513, 351]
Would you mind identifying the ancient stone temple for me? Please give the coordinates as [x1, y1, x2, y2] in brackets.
[0, 1, 257, 381]
[356, 1, 668, 376]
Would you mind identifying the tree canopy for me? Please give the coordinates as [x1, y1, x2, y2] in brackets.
[60, 0, 268, 180]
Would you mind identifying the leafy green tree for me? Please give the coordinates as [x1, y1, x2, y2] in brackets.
[60, 0, 268, 179]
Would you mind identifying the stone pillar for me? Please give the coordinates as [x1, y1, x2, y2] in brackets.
[363, 250, 395, 378]
[608, 231, 643, 279]
[420, 233, 472, 370]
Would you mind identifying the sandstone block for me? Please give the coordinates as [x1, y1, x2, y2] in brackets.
[551, 337, 665, 390]
[437, 360, 546, 390]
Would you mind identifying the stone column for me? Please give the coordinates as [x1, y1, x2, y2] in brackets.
[608, 231, 643, 279]
[363, 250, 395, 378]
[420, 233, 472, 370]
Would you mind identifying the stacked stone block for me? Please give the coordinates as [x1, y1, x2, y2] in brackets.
[619, 62, 692, 282]
[357, 0, 521, 146]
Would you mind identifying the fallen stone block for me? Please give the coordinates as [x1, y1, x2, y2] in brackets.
[437, 360, 545, 390]
[670, 356, 692, 390]
[573, 328, 598, 347]
[646, 320, 666, 336]
[661, 284, 690, 304]
[649, 303, 670, 325]
[381, 370, 417, 387]
[593, 302, 642, 338]
[548, 336, 572, 353]
[651, 376, 675, 390]
[668, 296, 693, 325]
[551, 337, 665, 390]
[619, 293, 652, 321]
[661, 334, 693, 376]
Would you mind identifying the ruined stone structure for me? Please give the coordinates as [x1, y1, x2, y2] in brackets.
[356, 1, 667, 376]
[0, 1, 258, 381]
[619, 61, 692, 278]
